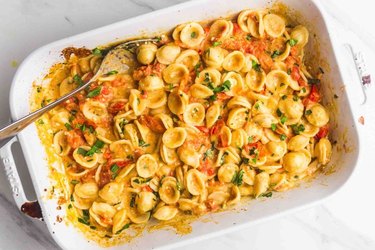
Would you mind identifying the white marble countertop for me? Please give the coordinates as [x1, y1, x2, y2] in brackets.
[1, 0, 375, 249]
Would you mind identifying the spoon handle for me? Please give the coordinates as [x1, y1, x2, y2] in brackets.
[0, 80, 92, 141]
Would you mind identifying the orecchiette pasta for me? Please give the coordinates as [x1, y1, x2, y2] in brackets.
[32, 7, 333, 242]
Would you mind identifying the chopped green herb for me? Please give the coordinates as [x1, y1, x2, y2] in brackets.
[77, 209, 90, 226]
[242, 158, 249, 164]
[212, 41, 222, 47]
[308, 78, 320, 85]
[293, 95, 299, 102]
[191, 31, 197, 38]
[90, 226, 97, 230]
[276, 108, 282, 117]
[70, 180, 79, 185]
[77, 124, 86, 132]
[231, 169, 244, 186]
[194, 62, 201, 76]
[251, 158, 257, 164]
[280, 115, 287, 124]
[73, 74, 85, 87]
[36, 86, 42, 93]
[92, 48, 102, 56]
[302, 87, 306, 93]
[252, 60, 261, 72]
[155, 36, 162, 42]
[116, 224, 130, 234]
[68, 204, 72, 209]
[211, 80, 232, 94]
[287, 68, 292, 75]
[291, 124, 305, 135]
[138, 139, 150, 147]
[168, 83, 175, 90]
[271, 123, 277, 131]
[288, 39, 298, 47]
[106, 70, 118, 75]
[77, 148, 88, 156]
[248, 136, 254, 143]
[133, 179, 140, 184]
[261, 192, 273, 197]
[87, 86, 102, 98]
[280, 134, 287, 141]
[78, 217, 90, 226]
[203, 148, 214, 161]
[64, 123, 73, 131]
[37, 119, 44, 125]
[282, 95, 287, 100]
[246, 34, 252, 41]
[209, 94, 217, 101]
[254, 103, 260, 110]
[271, 50, 281, 59]
[305, 110, 312, 115]
[70, 194, 75, 202]
[86, 140, 105, 156]
[111, 164, 119, 179]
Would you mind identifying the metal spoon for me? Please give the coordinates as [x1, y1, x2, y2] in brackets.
[0, 37, 159, 143]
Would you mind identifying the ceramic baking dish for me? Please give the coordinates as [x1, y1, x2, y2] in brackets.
[0, 0, 368, 249]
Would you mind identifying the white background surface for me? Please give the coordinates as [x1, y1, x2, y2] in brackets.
[0, 0, 375, 249]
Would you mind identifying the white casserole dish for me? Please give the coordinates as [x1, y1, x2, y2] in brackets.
[0, 0, 368, 249]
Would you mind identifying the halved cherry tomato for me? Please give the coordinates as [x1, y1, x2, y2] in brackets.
[65, 130, 85, 149]
[308, 85, 321, 103]
[315, 124, 329, 139]
[108, 101, 126, 114]
[291, 66, 301, 81]
[210, 119, 225, 136]
[139, 115, 166, 134]
[195, 126, 209, 135]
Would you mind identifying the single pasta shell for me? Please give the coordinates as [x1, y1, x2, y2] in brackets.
[53, 131, 71, 156]
[254, 172, 270, 198]
[162, 127, 187, 149]
[222, 51, 246, 72]
[185, 169, 206, 195]
[167, 91, 188, 115]
[218, 163, 239, 183]
[162, 63, 189, 84]
[74, 182, 99, 200]
[180, 22, 205, 48]
[190, 83, 214, 99]
[175, 49, 200, 70]
[153, 206, 178, 221]
[227, 107, 248, 129]
[136, 154, 158, 178]
[183, 103, 205, 126]
[206, 103, 221, 128]
[263, 13, 285, 38]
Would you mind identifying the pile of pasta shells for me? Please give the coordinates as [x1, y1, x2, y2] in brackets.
[42, 9, 333, 237]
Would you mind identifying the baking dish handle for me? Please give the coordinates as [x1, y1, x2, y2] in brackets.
[0, 136, 37, 211]
[342, 43, 372, 105]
